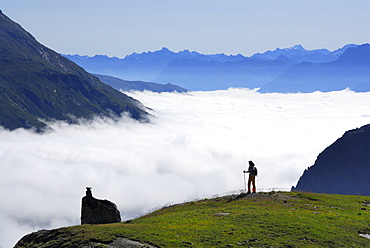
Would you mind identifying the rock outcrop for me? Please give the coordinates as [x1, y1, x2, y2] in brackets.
[81, 187, 121, 224]
[293, 124, 370, 196]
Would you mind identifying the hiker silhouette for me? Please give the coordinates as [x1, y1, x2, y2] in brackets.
[244, 160, 257, 194]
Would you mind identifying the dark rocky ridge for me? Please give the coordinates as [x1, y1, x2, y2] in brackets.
[81, 187, 121, 225]
[293, 123, 370, 196]
[0, 10, 147, 131]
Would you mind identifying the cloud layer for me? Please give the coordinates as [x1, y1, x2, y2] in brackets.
[1, 88, 370, 247]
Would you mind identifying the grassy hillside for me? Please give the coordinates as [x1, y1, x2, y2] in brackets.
[15, 192, 370, 247]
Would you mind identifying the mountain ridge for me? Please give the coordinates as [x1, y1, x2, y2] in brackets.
[63, 44, 364, 92]
[293, 123, 370, 196]
[259, 44, 370, 93]
[251, 44, 358, 63]
[0, 11, 147, 131]
[63, 47, 247, 83]
[153, 57, 289, 91]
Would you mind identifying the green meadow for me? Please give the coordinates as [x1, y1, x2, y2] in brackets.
[16, 192, 370, 247]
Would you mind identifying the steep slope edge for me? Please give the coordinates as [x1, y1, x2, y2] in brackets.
[0, 10, 147, 131]
[293, 123, 370, 195]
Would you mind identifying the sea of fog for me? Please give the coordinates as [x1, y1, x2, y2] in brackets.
[1, 88, 370, 247]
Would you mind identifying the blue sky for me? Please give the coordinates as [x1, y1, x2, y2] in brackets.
[2, 0, 370, 57]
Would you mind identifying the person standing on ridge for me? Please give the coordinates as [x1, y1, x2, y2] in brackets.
[244, 160, 257, 194]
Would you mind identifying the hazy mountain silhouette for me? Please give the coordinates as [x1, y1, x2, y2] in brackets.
[66, 51, 288, 91]
[154, 58, 289, 91]
[64, 44, 362, 92]
[0, 10, 147, 131]
[259, 44, 370, 93]
[251, 44, 358, 63]
[94, 74, 188, 93]
[65, 48, 177, 82]
[293, 123, 370, 196]
[64, 48, 245, 83]
[353, 81, 370, 92]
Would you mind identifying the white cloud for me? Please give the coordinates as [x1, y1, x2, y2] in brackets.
[1, 88, 370, 247]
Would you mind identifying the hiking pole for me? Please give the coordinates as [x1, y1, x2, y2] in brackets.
[243, 170, 247, 193]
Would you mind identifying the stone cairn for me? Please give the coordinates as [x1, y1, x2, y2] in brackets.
[81, 187, 121, 225]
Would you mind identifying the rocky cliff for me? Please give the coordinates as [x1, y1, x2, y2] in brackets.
[293, 123, 370, 196]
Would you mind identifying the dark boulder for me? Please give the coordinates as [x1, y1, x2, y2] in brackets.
[81, 187, 121, 224]
[293, 124, 370, 196]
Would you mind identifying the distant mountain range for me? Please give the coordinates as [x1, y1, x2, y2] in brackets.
[250, 44, 358, 63]
[293, 123, 370, 196]
[259, 44, 370, 93]
[0, 10, 147, 131]
[153, 57, 288, 91]
[63, 43, 370, 92]
[64, 48, 247, 83]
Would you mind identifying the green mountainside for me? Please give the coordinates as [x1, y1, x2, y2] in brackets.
[0, 10, 147, 131]
[14, 192, 370, 247]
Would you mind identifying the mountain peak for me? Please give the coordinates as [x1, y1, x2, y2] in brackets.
[290, 44, 305, 51]
[337, 43, 370, 64]
[154, 47, 174, 54]
[159, 47, 171, 52]
[280, 45, 305, 52]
